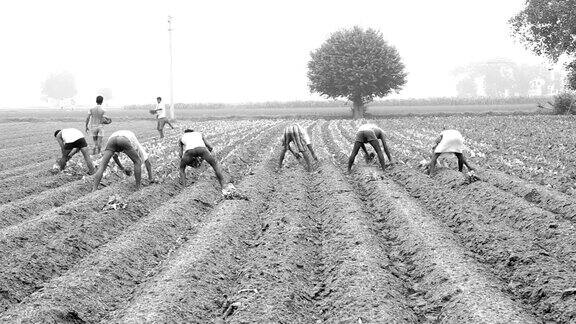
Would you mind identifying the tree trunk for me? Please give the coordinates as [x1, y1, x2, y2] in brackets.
[352, 99, 365, 119]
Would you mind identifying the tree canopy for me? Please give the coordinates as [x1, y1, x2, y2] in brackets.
[307, 26, 407, 118]
[510, 0, 576, 89]
[510, 0, 576, 61]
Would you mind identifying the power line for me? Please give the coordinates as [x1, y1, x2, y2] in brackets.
[168, 15, 175, 120]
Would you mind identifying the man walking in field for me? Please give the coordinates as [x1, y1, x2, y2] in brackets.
[92, 130, 156, 191]
[179, 129, 233, 194]
[427, 129, 475, 176]
[53, 128, 95, 174]
[85, 95, 106, 154]
[153, 97, 174, 139]
[348, 123, 393, 172]
[278, 123, 318, 172]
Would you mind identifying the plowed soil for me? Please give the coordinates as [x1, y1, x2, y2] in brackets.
[1, 118, 575, 323]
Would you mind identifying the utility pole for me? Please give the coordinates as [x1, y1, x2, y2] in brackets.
[168, 15, 175, 120]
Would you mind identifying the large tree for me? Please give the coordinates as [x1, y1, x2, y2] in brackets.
[510, 0, 576, 89]
[41, 71, 77, 106]
[307, 26, 407, 118]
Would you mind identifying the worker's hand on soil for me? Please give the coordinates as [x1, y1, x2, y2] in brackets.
[366, 153, 375, 163]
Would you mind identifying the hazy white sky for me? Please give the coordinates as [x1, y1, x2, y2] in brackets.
[0, 0, 556, 107]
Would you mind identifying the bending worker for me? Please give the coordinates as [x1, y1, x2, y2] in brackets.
[278, 123, 318, 172]
[348, 123, 393, 172]
[427, 129, 475, 176]
[53, 128, 95, 174]
[92, 130, 156, 191]
[178, 129, 228, 192]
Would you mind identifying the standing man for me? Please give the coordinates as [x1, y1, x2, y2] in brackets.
[92, 130, 156, 191]
[153, 97, 174, 139]
[53, 128, 95, 174]
[178, 129, 230, 193]
[427, 129, 475, 176]
[85, 95, 106, 154]
[278, 123, 318, 172]
[348, 123, 393, 172]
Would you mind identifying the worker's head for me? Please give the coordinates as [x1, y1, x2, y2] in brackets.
[184, 129, 194, 133]
[157, 97, 162, 103]
[53, 130, 61, 137]
[96, 96, 103, 105]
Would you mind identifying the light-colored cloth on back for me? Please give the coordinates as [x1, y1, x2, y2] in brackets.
[156, 103, 166, 119]
[180, 132, 206, 152]
[108, 130, 149, 162]
[61, 128, 84, 143]
[434, 129, 464, 153]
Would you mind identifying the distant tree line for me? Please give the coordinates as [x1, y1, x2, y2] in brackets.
[123, 96, 551, 111]
[453, 61, 562, 98]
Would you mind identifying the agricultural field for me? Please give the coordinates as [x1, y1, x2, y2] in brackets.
[0, 102, 541, 123]
[1, 114, 576, 323]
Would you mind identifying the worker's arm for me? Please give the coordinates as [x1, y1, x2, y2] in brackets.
[432, 135, 442, 151]
[380, 136, 393, 163]
[288, 143, 301, 159]
[85, 113, 91, 132]
[67, 148, 79, 158]
[56, 134, 66, 156]
[112, 154, 124, 170]
[144, 159, 155, 182]
[360, 143, 369, 156]
[203, 135, 213, 152]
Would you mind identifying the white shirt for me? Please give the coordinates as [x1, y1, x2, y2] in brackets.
[435, 130, 464, 153]
[61, 128, 84, 143]
[109, 130, 149, 162]
[180, 132, 206, 152]
[156, 103, 166, 119]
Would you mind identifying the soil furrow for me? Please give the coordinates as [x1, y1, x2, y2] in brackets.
[0, 129, 239, 226]
[372, 122, 576, 222]
[0, 123, 284, 314]
[340, 121, 576, 269]
[0, 122, 159, 172]
[0, 118, 262, 204]
[479, 169, 576, 222]
[222, 160, 321, 322]
[0, 118, 194, 181]
[324, 121, 538, 323]
[335, 120, 576, 322]
[0, 127, 235, 204]
[0, 183, 174, 313]
[0, 122, 287, 323]
[306, 122, 416, 322]
[107, 148, 282, 323]
[388, 166, 576, 322]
